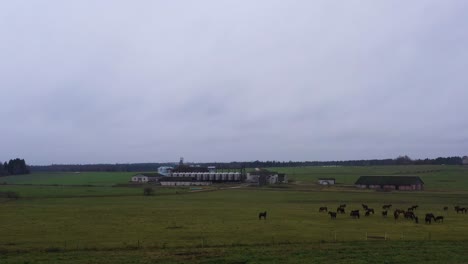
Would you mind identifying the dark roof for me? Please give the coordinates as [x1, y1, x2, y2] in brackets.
[355, 176, 424, 185]
[318, 178, 335, 180]
[159, 177, 195, 182]
[134, 173, 164, 178]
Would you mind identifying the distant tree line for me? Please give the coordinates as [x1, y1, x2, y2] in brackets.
[28, 156, 466, 173]
[0, 158, 30, 176]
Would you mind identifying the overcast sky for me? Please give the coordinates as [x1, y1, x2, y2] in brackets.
[1, 1, 467, 165]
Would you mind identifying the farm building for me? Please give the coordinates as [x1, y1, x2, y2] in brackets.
[157, 166, 173, 176]
[318, 178, 335, 185]
[463, 156, 468, 165]
[246, 169, 288, 186]
[355, 176, 424, 191]
[131, 173, 164, 183]
[159, 177, 212, 186]
[171, 172, 242, 182]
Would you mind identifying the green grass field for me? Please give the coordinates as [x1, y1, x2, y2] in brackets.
[1, 165, 468, 263]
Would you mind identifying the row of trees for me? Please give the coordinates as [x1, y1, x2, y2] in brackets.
[28, 155, 467, 172]
[0, 158, 30, 176]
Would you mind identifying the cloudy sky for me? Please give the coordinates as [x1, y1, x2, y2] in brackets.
[1, 1, 467, 165]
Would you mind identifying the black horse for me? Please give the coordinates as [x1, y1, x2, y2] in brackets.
[362, 204, 368, 210]
[329, 212, 337, 219]
[382, 210, 388, 217]
[350, 210, 360, 219]
[366, 208, 375, 214]
[404, 211, 415, 220]
[414, 216, 419, 224]
[319, 207, 328, 212]
[339, 204, 346, 208]
[258, 211, 267, 220]
[383, 204, 392, 210]
[455, 207, 467, 214]
[435, 216, 444, 223]
[337, 207, 345, 214]
[425, 213, 435, 224]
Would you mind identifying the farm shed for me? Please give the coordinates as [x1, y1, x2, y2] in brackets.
[355, 176, 424, 191]
[246, 169, 288, 186]
[131, 173, 164, 183]
[463, 156, 468, 165]
[159, 177, 212, 186]
[318, 178, 335, 185]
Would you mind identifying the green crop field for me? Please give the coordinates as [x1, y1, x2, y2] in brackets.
[1, 165, 468, 263]
[0, 171, 135, 186]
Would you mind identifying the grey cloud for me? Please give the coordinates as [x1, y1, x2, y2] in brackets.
[1, 1, 467, 164]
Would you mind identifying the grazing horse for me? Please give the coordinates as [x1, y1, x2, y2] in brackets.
[319, 207, 328, 213]
[337, 207, 345, 214]
[443, 206, 448, 211]
[362, 204, 368, 210]
[407, 207, 414, 212]
[366, 208, 375, 214]
[456, 207, 467, 214]
[258, 211, 267, 220]
[425, 213, 435, 224]
[382, 210, 388, 217]
[339, 204, 346, 208]
[329, 212, 337, 219]
[411, 205, 419, 210]
[350, 210, 360, 219]
[383, 204, 392, 210]
[404, 211, 415, 220]
[435, 216, 444, 223]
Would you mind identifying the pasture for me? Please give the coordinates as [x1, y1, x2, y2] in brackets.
[1, 165, 468, 263]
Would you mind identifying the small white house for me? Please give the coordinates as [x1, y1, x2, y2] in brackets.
[157, 166, 173, 176]
[318, 178, 336, 185]
[131, 173, 163, 183]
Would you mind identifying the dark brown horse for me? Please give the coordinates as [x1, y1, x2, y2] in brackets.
[350, 210, 360, 219]
[319, 207, 328, 212]
[258, 211, 267, 220]
[425, 213, 435, 224]
[383, 204, 392, 210]
[382, 210, 388, 217]
[329, 212, 337, 219]
[435, 216, 444, 223]
[404, 211, 415, 220]
[337, 207, 345, 214]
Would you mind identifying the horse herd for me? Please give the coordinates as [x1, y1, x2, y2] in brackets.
[257, 205, 467, 222]
[317, 204, 467, 224]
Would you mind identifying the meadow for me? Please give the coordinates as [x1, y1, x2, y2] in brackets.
[1, 165, 468, 263]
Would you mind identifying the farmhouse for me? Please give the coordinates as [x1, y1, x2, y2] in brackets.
[159, 177, 212, 186]
[355, 176, 424, 191]
[131, 173, 164, 183]
[318, 178, 335, 185]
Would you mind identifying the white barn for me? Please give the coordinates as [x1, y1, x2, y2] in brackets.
[318, 178, 336, 185]
[131, 173, 163, 183]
